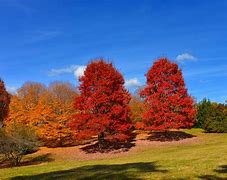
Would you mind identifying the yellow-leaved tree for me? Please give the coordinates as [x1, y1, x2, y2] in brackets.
[6, 81, 78, 147]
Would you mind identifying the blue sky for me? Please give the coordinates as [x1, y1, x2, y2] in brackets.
[0, 0, 227, 103]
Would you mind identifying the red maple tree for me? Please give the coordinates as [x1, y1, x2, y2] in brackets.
[0, 79, 10, 128]
[140, 58, 196, 130]
[68, 59, 132, 144]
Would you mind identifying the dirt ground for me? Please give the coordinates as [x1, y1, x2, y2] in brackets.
[32, 131, 200, 162]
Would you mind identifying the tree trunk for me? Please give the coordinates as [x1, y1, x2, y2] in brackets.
[0, 119, 3, 129]
[98, 132, 105, 149]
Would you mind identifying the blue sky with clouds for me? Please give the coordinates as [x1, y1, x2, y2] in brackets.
[0, 0, 227, 103]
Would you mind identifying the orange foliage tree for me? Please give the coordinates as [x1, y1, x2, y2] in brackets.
[6, 81, 78, 147]
[140, 58, 196, 131]
[68, 59, 132, 145]
[129, 95, 144, 129]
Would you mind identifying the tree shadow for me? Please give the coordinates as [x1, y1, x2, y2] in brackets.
[198, 165, 227, 179]
[199, 175, 226, 180]
[12, 162, 167, 180]
[22, 153, 54, 166]
[215, 165, 227, 174]
[146, 131, 195, 142]
[0, 153, 53, 169]
[81, 133, 137, 153]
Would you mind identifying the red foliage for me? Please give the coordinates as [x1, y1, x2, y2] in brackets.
[140, 58, 196, 130]
[135, 122, 145, 130]
[68, 59, 132, 143]
[0, 79, 10, 128]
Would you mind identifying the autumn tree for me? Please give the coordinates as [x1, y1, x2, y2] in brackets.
[0, 79, 10, 128]
[31, 91, 75, 147]
[129, 95, 144, 129]
[48, 81, 77, 105]
[69, 59, 132, 145]
[34, 82, 78, 147]
[140, 58, 196, 131]
[17, 82, 46, 108]
[6, 82, 47, 127]
[48, 82, 78, 125]
[6, 81, 78, 147]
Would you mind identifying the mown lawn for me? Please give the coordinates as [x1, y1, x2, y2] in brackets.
[0, 129, 227, 179]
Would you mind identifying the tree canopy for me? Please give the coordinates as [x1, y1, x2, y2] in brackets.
[140, 58, 196, 130]
[69, 59, 132, 144]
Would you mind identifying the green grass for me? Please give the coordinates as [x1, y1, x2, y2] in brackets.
[1, 129, 227, 179]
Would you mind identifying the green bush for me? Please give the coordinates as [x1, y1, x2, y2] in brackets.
[196, 99, 212, 128]
[202, 104, 227, 133]
[196, 99, 227, 133]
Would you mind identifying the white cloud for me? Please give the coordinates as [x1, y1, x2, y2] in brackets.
[48, 65, 76, 76]
[176, 53, 197, 62]
[73, 66, 86, 78]
[125, 78, 141, 88]
[48, 65, 86, 79]
[6, 86, 17, 94]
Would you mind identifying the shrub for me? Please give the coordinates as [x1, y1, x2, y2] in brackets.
[0, 124, 39, 166]
[195, 99, 212, 128]
[199, 102, 227, 133]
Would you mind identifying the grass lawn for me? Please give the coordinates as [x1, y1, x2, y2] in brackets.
[0, 129, 227, 179]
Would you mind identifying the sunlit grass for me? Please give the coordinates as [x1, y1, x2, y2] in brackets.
[0, 129, 227, 179]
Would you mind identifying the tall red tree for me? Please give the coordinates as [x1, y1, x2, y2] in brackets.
[69, 59, 132, 144]
[140, 58, 196, 130]
[0, 79, 10, 128]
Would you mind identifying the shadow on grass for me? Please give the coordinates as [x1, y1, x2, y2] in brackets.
[199, 165, 227, 179]
[146, 131, 195, 142]
[12, 162, 167, 180]
[81, 133, 137, 153]
[0, 153, 53, 169]
[22, 153, 54, 166]
[215, 165, 227, 174]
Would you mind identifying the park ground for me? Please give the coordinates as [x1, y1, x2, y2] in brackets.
[0, 129, 227, 179]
